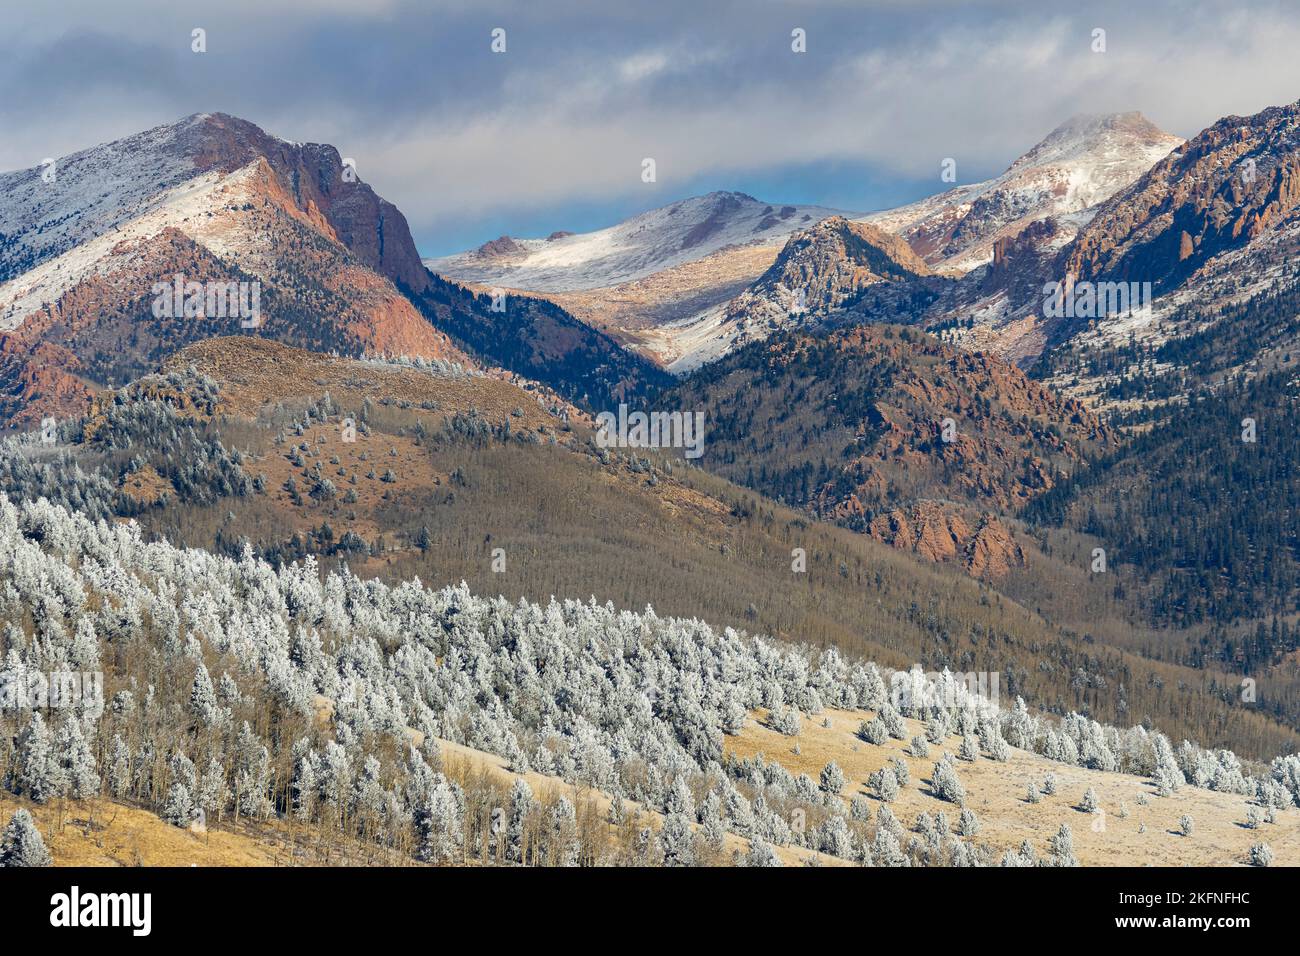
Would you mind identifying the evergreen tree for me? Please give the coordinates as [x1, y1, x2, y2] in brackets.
[1048, 823, 1078, 867]
[189, 663, 223, 727]
[56, 718, 99, 799]
[12, 712, 59, 803]
[959, 735, 979, 762]
[957, 807, 979, 837]
[931, 757, 965, 804]
[1079, 787, 1099, 813]
[549, 796, 579, 866]
[0, 810, 51, 866]
[197, 759, 230, 822]
[819, 761, 845, 796]
[659, 812, 695, 867]
[162, 783, 196, 827]
[506, 778, 534, 864]
[744, 838, 781, 867]
[868, 767, 898, 802]
[889, 757, 910, 789]
[872, 827, 909, 867]
[858, 717, 888, 746]
[107, 735, 132, 799]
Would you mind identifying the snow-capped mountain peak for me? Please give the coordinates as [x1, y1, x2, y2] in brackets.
[424, 190, 853, 292]
[862, 111, 1183, 273]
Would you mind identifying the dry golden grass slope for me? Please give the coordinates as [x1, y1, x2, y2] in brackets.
[2, 733, 842, 868]
[13, 701, 1292, 867]
[161, 336, 563, 427]
[731, 707, 1300, 867]
[0, 793, 286, 867]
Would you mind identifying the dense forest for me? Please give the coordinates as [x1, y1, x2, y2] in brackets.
[404, 271, 671, 411]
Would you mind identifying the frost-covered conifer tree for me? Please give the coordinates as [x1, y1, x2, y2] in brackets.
[1248, 842, 1273, 867]
[549, 796, 579, 866]
[162, 783, 196, 827]
[665, 774, 695, 819]
[292, 750, 319, 822]
[868, 767, 898, 802]
[925, 715, 948, 746]
[850, 795, 872, 823]
[959, 735, 979, 762]
[415, 772, 464, 864]
[197, 758, 230, 822]
[889, 757, 909, 789]
[879, 703, 906, 740]
[189, 663, 223, 728]
[957, 807, 979, 837]
[744, 838, 781, 867]
[931, 757, 965, 805]
[859, 717, 887, 746]
[872, 827, 908, 867]
[819, 814, 854, 859]
[0, 810, 51, 866]
[107, 735, 132, 800]
[1048, 824, 1077, 867]
[12, 712, 59, 803]
[57, 717, 99, 799]
[506, 778, 534, 864]
[819, 761, 845, 796]
[659, 811, 695, 867]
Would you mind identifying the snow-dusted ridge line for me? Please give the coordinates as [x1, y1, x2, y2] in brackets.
[424, 191, 856, 292]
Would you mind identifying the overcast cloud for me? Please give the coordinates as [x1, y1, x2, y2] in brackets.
[3, 0, 1299, 255]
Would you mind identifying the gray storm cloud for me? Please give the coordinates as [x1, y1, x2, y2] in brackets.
[3, 0, 1300, 252]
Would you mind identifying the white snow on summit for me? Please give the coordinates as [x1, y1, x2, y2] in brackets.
[424, 191, 853, 292]
[860, 112, 1182, 273]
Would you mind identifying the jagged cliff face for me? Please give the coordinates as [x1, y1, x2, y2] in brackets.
[666, 324, 1113, 576]
[929, 100, 1300, 392]
[866, 503, 1026, 580]
[169, 113, 435, 293]
[1063, 102, 1300, 291]
[0, 113, 673, 427]
[722, 216, 932, 332]
[659, 217, 934, 372]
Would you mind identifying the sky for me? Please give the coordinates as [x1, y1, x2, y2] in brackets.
[4, 0, 1300, 257]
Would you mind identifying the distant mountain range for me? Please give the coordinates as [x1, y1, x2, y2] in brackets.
[0, 113, 664, 428]
[9, 100, 1300, 434]
[428, 112, 1184, 372]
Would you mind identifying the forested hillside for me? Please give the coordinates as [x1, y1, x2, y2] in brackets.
[0, 338, 1294, 767]
[1, 493, 1296, 867]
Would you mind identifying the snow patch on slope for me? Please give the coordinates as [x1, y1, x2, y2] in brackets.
[0, 115, 212, 284]
[0, 163, 263, 332]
